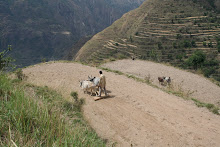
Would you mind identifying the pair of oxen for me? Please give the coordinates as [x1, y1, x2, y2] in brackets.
[79, 76, 100, 96]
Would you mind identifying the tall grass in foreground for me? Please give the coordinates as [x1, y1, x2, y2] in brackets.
[0, 74, 106, 146]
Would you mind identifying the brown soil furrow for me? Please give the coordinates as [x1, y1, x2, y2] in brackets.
[23, 62, 220, 147]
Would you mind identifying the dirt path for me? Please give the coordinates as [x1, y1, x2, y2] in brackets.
[23, 62, 220, 147]
[102, 59, 220, 107]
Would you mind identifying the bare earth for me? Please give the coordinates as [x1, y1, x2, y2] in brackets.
[23, 61, 220, 147]
[103, 59, 220, 107]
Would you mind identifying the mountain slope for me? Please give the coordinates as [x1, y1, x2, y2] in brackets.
[75, 0, 220, 80]
[0, 0, 145, 67]
[23, 61, 220, 146]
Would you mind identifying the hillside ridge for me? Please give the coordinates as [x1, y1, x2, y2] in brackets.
[75, 0, 220, 81]
[23, 61, 220, 146]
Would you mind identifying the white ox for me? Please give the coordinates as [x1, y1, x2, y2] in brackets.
[164, 77, 171, 85]
[88, 76, 100, 86]
[79, 80, 98, 96]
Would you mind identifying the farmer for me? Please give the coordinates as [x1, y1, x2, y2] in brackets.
[98, 71, 107, 97]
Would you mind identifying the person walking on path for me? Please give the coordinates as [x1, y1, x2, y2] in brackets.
[98, 71, 107, 97]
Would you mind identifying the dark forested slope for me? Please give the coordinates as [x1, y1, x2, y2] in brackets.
[0, 0, 145, 67]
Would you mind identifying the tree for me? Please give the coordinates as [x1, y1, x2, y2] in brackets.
[217, 41, 220, 52]
[208, 41, 213, 48]
[191, 40, 197, 47]
[0, 45, 14, 71]
[186, 50, 206, 70]
[183, 40, 192, 48]
[176, 34, 182, 39]
[173, 42, 178, 49]
[158, 42, 163, 50]
[216, 0, 220, 12]
[176, 54, 183, 61]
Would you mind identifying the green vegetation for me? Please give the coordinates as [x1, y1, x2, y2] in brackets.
[208, 41, 213, 48]
[176, 54, 183, 61]
[184, 50, 219, 78]
[0, 74, 106, 146]
[76, 0, 220, 82]
[0, 45, 14, 71]
[192, 98, 219, 115]
[185, 50, 206, 70]
[176, 34, 182, 39]
[100, 67, 123, 75]
[15, 68, 25, 80]
[217, 41, 220, 52]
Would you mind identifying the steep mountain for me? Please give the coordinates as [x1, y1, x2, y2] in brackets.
[105, 0, 145, 13]
[0, 0, 145, 67]
[75, 0, 220, 81]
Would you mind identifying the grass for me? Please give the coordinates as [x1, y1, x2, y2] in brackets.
[100, 67, 219, 115]
[192, 98, 219, 115]
[0, 74, 106, 146]
[100, 67, 123, 75]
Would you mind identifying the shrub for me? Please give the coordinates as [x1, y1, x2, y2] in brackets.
[176, 54, 183, 61]
[217, 41, 220, 52]
[176, 34, 182, 39]
[149, 49, 157, 61]
[186, 50, 206, 70]
[184, 40, 192, 48]
[173, 42, 178, 49]
[208, 42, 213, 48]
[0, 45, 14, 71]
[15, 68, 25, 80]
[70, 91, 84, 110]
[202, 67, 216, 77]
[204, 59, 218, 66]
[203, 41, 207, 47]
[41, 58, 47, 63]
[168, 54, 173, 60]
[158, 42, 163, 49]
[71, 91, 78, 102]
[130, 36, 133, 42]
[194, 20, 197, 25]
[191, 40, 197, 47]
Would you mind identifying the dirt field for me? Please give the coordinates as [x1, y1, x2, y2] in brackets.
[23, 61, 220, 147]
[102, 59, 220, 107]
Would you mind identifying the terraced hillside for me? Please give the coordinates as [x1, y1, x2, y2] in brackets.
[75, 0, 220, 81]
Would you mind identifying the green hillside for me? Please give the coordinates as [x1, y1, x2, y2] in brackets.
[75, 0, 220, 81]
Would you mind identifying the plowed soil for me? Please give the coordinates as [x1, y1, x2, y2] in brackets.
[23, 61, 220, 147]
[102, 59, 220, 107]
